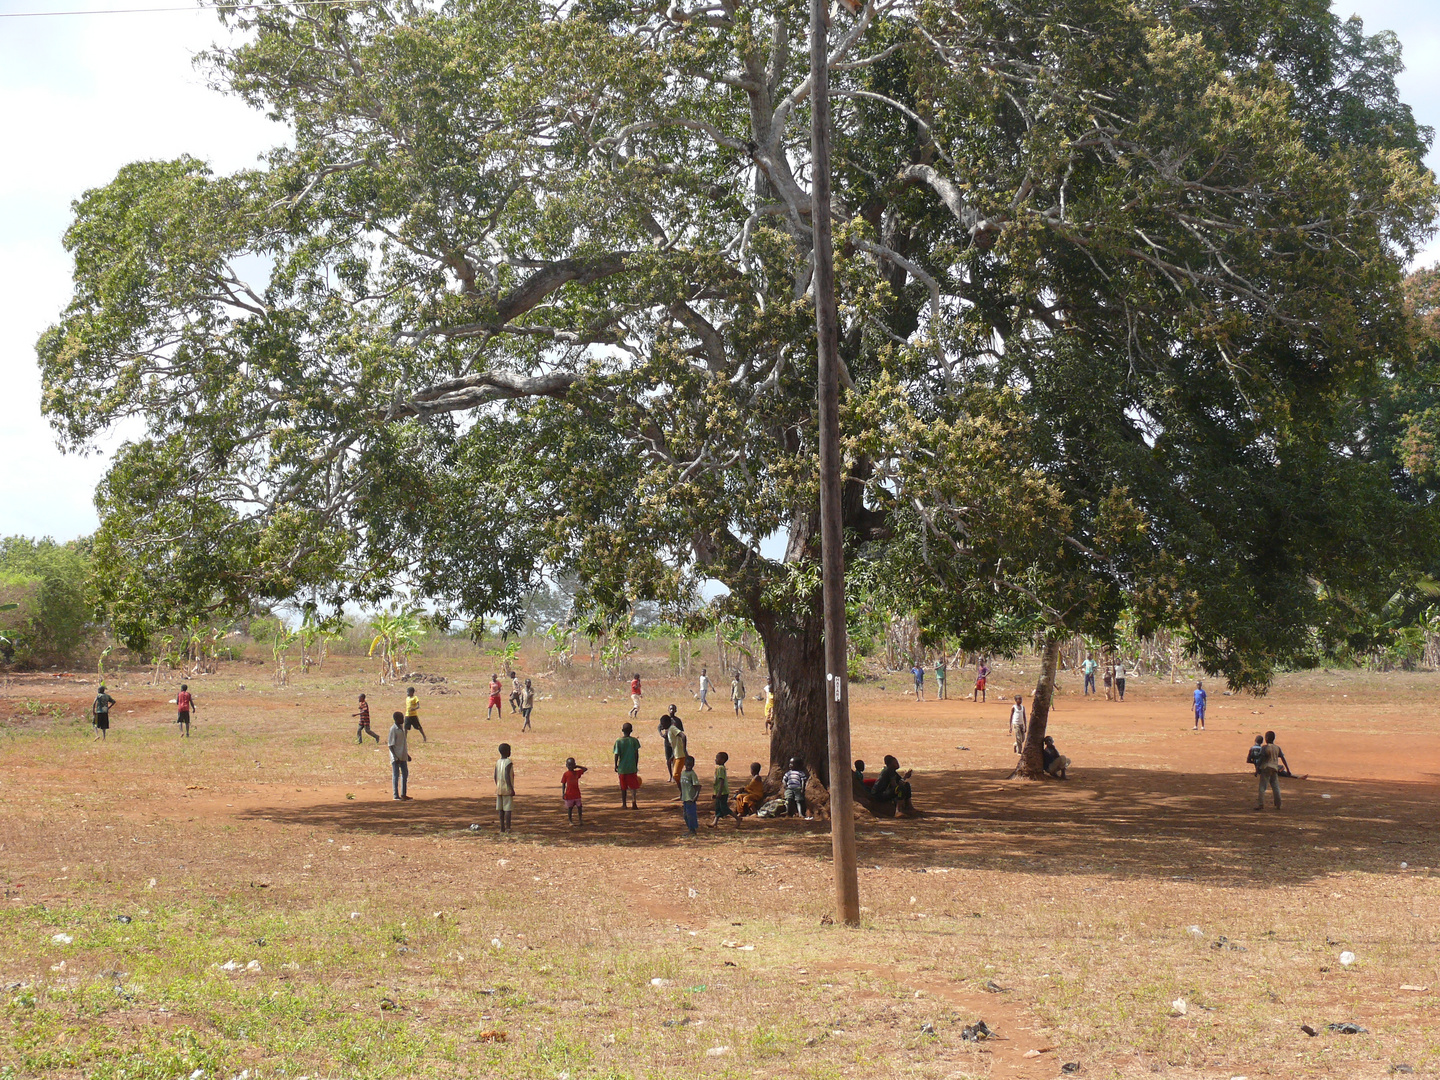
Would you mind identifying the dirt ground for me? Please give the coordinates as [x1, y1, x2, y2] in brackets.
[1, 657, 1437, 1079]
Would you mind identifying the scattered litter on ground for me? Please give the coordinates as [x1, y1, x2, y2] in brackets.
[51, 933, 73, 944]
[920, 1022, 935, 1035]
[983, 979, 1008, 993]
[1300, 1024, 1318, 1036]
[1339, 951, 1356, 967]
[379, 998, 396, 1011]
[1399, 985, 1429, 992]
[704, 1046, 730, 1056]
[1327, 1021, 1368, 1034]
[478, 1031, 507, 1043]
[1061, 1064, 1081, 1075]
[1170, 999, 1187, 1017]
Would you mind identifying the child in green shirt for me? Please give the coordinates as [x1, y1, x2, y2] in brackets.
[708, 751, 737, 828]
[678, 756, 700, 834]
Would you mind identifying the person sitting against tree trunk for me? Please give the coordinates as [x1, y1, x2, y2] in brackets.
[735, 761, 766, 817]
[852, 759, 877, 791]
[1041, 735, 1070, 779]
[870, 755, 915, 816]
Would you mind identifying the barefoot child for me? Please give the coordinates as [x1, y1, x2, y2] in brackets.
[495, 743, 515, 832]
[678, 756, 700, 835]
[782, 757, 810, 819]
[709, 751, 737, 828]
[667, 713, 688, 787]
[388, 712, 411, 800]
[629, 672, 643, 718]
[763, 683, 775, 732]
[487, 674, 503, 721]
[730, 671, 746, 717]
[354, 693, 379, 743]
[176, 684, 196, 737]
[520, 679, 535, 732]
[404, 687, 427, 741]
[561, 757, 587, 824]
[613, 722, 642, 808]
[735, 762, 766, 817]
[92, 685, 115, 741]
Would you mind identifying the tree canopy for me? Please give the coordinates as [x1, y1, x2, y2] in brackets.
[40, 0, 1437, 782]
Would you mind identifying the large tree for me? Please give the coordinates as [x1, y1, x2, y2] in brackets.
[40, 0, 1435, 784]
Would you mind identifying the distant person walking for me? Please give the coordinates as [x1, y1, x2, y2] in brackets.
[911, 662, 925, 701]
[1115, 660, 1128, 701]
[1104, 662, 1115, 700]
[972, 660, 989, 702]
[613, 721, 642, 808]
[519, 679, 535, 731]
[508, 670, 522, 714]
[731, 671, 746, 717]
[388, 712, 411, 800]
[1081, 655, 1097, 696]
[176, 684, 196, 737]
[629, 672, 643, 719]
[354, 693, 379, 743]
[494, 743, 515, 832]
[1009, 694, 1027, 755]
[404, 686, 427, 741]
[92, 685, 115, 742]
[763, 683, 775, 732]
[698, 667, 714, 711]
[1193, 680, 1207, 730]
[486, 674, 503, 721]
[935, 657, 947, 700]
[1253, 730, 1289, 810]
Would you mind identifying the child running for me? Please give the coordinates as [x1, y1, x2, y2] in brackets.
[495, 743, 515, 832]
[176, 684, 196, 737]
[487, 674, 503, 720]
[708, 751, 737, 828]
[354, 693, 379, 743]
[629, 672, 643, 718]
[92, 684, 115, 741]
[782, 757, 810, 819]
[678, 756, 701, 835]
[404, 686, 427, 741]
[561, 757, 587, 825]
[613, 721, 642, 807]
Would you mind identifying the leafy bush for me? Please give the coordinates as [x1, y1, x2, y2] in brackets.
[0, 537, 95, 666]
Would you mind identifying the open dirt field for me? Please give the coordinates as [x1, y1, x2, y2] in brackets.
[1, 658, 1437, 1079]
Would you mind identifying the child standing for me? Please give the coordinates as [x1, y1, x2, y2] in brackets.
[698, 667, 714, 711]
[629, 672, 643, 719]
[509, 670, 522, 714]
[730, 671, 746, 716]
[487, 674, 503, 720]
[495, 743, 515, 832]
[667, 714, 688, 787]
[1193, 680, 1207, 731]
[404, 686, 427, 741]
[708, 751, 736, 828]
[354, 693, 379, 743]
[972, 661, 989, 702]
[561, 757, 587, 824]
[1009, 694, 1027, 754]
[735, 762, 766, 817]
[613, 721, 642, 808]
[92, 684, 115, 741]
[763, 683, 775, 732]
[934, 657, 947, 700]
[678, 756, 700, 834]
[519, 679, 535, 731]
[388, 712, 411, 800]
[176, 684, 196, 737]
[782, 757, 810, 819]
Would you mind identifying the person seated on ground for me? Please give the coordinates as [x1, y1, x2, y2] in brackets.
[852, 759, 877, 790]
[735, 761, 767, 817]
[1041, 735, 1070, 779]
[870, 755, 915, 814]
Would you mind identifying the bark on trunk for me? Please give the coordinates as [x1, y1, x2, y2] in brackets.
[1015, 636, 1061, 779]
[751, 601, 831, 790]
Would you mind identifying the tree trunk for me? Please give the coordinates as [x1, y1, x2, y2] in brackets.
[751, 601, 831, 790]
[1015, 637, 1061, 779]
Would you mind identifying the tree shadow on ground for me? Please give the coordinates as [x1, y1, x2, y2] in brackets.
[237, 765, 1439, 888]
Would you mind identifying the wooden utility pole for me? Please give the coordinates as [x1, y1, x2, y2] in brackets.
[809, 0, 861, 927]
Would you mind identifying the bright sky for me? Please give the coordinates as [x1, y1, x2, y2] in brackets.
[0, 0, 1436, 545]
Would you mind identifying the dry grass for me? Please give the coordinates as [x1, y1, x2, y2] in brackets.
[0, 660, 1437, 1078]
